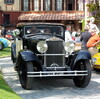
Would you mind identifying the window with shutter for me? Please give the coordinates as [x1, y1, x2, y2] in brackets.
[68, 0, 74, 10]
[4, 0, 14, 4]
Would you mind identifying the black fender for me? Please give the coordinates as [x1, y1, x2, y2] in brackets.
[74, 50, 91, 64]
[15, 50, 42, 71]
[70, 50, 91, 69]
[19, 50, 40, 62]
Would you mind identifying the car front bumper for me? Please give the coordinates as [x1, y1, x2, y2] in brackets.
[26, 70, 88, 77]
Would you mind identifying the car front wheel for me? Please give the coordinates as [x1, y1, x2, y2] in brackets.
[73, 60, 91, 88]
[18, 60, 34, 90]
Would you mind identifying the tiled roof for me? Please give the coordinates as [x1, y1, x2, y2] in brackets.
[18, 12, 84, 20]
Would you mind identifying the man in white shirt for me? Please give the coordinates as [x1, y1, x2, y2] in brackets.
[65, 26, 73, 42]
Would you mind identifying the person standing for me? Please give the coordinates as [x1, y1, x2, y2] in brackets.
[0, 26, 2, 36]
[86, 30, 100, 56]
[89, 17, 100, 34]
[65, 26, 73, 42]
[80, 26, 91, 50]
[72, 29, 77, 41]
[1, 27, 6, 37]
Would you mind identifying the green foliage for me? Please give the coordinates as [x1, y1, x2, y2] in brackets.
[0, 72, 22, 99]
[81, 19, 85, 32]
[87, 2, 100, 21]
[87, 3, 98, 12]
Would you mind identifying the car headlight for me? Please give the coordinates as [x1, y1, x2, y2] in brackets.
[64, 41, 75, 53]
[13, 29, 20, 36]
[37, 41, 48, 53]
[92, 58, 97, 63]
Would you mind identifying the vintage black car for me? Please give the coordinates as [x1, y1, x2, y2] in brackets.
[11, 22, 91, 90]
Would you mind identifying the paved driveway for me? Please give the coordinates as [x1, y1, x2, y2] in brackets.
[0, 57, 100, 99]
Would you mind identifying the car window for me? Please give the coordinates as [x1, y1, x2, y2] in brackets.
[24, 25, 64, 36]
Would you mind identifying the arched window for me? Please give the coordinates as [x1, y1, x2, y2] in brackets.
[4, 0, 14, 4]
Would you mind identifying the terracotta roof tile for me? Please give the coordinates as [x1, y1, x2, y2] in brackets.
[18, 13, 84, 20]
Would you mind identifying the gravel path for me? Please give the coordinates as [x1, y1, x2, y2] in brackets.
[1, 57, 100, 99]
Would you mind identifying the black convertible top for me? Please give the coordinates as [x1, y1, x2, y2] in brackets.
[17, 22, 65, 27]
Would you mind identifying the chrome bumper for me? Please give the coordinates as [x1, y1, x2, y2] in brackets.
[27, 70, 88, 77]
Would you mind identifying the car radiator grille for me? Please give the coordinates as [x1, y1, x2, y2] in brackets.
[45, 41, 65, 67]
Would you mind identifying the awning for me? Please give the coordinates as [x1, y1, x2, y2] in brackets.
[18, 12, 84, 21]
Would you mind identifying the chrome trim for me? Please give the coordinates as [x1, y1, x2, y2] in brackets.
[44, 53, 46, 67]
[37, 54, 66, 56]
[27, 70, 88, 77]
[46, 66, 66, 71]
[46, 67, 66, 69]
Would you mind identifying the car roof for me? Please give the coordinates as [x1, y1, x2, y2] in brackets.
[17, 22, 65, 27]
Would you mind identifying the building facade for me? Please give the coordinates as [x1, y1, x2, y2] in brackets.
[0, 0, 89, 30]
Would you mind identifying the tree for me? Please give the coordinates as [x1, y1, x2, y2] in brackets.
[86, 0, 100, 22]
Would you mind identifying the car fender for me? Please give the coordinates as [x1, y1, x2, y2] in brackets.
[11, 43, 16, 58]
[75, 50, 91, 62]
[0, 38, 9, 48]
[70, 50, 91, 69]
[19, 50, 40, 62]
[92, 53, 100, 66]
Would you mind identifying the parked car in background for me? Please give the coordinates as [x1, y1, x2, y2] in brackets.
[92, 44, 100, 70]
[0, 37, 10, 50]
[92, 53, 100, 70]
[11, 22, 92, 90]
[5, 30, 14, 41]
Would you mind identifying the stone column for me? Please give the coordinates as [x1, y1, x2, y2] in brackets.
[52, 0, 55, 11]
[41, 0, 43, 11]
[64, 0, 66, 11]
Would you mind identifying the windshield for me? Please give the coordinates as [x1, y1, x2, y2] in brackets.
[24, 25, 64, 36]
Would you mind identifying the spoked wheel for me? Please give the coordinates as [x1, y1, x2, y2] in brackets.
[73, 60, 91, 88]
[0, 42, 4, 50]
[18, 60, 34, 90]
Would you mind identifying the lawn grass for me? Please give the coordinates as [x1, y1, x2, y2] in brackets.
[0, 71, 22, 99]
[0, 47, 11, 58]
